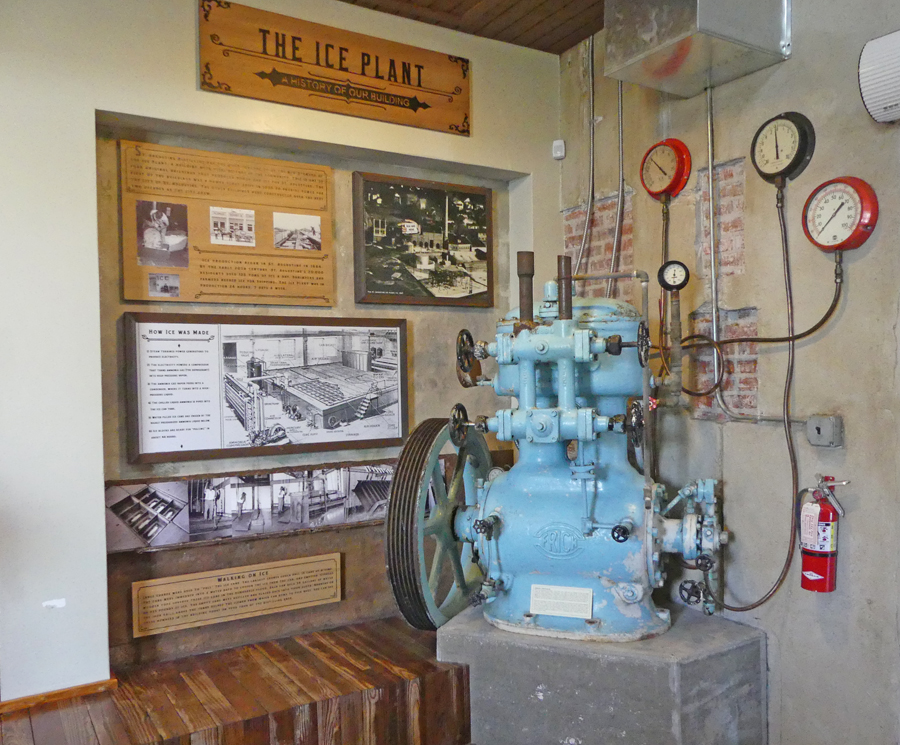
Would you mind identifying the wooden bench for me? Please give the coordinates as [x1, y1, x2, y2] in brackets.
[0, 618, 469, 745]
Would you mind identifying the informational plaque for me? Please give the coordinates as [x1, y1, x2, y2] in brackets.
[132, 554, 340, 637]
[120, 140, 334, 306]
[124, 313, 407, 463]
[199, 1, 471, 136]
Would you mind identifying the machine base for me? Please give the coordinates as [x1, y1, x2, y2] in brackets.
[437, 605, 767, 745]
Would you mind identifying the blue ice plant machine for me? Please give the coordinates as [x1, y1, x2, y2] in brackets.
[386, 253, 726, 641]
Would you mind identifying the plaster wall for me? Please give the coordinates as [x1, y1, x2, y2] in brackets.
[0, 0, 560, 699]
[561, 2, 900, 742]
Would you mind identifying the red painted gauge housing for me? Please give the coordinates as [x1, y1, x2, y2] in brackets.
[640, 138, 692, 201]
[802, 176, 879, 252]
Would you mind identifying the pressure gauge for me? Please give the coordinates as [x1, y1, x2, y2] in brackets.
[658, 260, 690, 291]
[802, 177, 879, 252]
[640, 139, 692, 200]
[750, 112, 816, 183]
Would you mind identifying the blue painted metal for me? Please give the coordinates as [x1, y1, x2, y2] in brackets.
[454, 282, 724, 641]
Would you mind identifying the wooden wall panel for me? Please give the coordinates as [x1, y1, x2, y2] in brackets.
[108, 523, 394, 669]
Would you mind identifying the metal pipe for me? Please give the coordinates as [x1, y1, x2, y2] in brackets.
[575, 35, 595, 275]
[574, 270, 648, 282]
[606, 81, 626, 298]
[517, 251, 535, 323]
[558, 256, 573, 320]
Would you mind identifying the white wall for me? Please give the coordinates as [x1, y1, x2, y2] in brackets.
[561, 2, 900, 742]
[0, 0, 560, 699]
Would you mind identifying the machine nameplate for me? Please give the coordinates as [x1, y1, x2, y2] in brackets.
[534, 523, 584, 559]
[132, 554, 340, 637]
[530, 584, 593, 619]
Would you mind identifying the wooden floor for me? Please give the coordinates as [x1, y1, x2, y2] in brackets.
[0, 618, 469, 745]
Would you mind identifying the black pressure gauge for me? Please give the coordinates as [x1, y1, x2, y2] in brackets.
[658, 260, 690, 291]
[750, 112, 816, 183]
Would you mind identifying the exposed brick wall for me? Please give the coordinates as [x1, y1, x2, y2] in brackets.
[696, 158, 745, 278]
[687, 304, 758, 421]
[563, 190, 634, 303]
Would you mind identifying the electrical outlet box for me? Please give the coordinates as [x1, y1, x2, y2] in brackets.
[552, 140, 566, 160]
[806, 416, 844, 448]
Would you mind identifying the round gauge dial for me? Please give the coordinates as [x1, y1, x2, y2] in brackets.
[750, 112, 816, 183]
[658, 260, 690, 291]
[802, 177, 879, 252]
[640, 139, 692, 200]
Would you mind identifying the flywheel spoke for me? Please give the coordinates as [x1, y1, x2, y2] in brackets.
[447, 542, 469, 593]
[428, 541, 446, 593]
[431, 462, 448, 506]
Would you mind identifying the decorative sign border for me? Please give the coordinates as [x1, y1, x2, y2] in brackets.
[124, 313, 408, 463]
[199, 1, 471, 136]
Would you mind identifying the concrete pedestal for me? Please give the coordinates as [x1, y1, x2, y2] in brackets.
[437, 605, 766, 745]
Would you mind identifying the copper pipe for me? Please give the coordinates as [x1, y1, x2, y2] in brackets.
[557, 256, 573, 320]
[517, 251, 535, 323]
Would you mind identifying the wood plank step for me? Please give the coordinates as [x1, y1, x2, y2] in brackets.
[0, 619, 469, 745]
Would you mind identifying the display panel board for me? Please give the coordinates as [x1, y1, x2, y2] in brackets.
[120, 140, 334, 306]
[124, 313, 407, 463]
[132, 554, 340, 637]
[105, 460, 395, 552]
[353, 172, 493, 307]
[199, 1, 471, 136]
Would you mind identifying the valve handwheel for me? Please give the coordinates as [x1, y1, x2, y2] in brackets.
[456, 329, 476, 373]
[637, 322, 650, 368]
[449, 403, 469, 448]
[385, 418, 492, 631]
[679, 579, 706, 606]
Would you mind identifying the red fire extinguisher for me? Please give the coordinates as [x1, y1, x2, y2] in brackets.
[799, 475, 846, 592]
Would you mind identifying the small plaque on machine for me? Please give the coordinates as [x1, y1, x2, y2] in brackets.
[132, 554, 340, 637]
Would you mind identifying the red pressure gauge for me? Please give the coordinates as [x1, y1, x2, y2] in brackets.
[802, 177, 879, 252]
[640, 139, 692, 200]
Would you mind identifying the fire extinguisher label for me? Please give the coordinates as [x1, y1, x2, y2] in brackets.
[800, 502, 837, 551]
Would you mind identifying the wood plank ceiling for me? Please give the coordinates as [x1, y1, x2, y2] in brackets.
[333, 0, 605, 55]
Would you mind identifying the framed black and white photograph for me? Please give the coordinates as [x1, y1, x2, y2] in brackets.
[105, 460, 396, 552]
[353, 172, 493, 307]
[274, 212, 322, 250]
[210, 206, 256, 246]
[136, 200, 189, 268]
[148, 273, 180, 298]
[124, 312, 408, 463]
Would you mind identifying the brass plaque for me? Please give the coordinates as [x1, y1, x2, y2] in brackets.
[199, 1, 471, 136]
[132, 554, 340, 637]
[120, 140, 334, 306]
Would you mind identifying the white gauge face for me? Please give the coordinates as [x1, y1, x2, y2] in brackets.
[753, 119, 800, 175]
[642, 145, 679, 192]
[805, 183, 863, 247]
[662, 263, 687, 288]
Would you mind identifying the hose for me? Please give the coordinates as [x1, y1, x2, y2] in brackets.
[706, 186, 800, 612]
[682, 253, 843, 350]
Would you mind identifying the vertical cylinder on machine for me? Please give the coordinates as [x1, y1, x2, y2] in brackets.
[517, 251, 535, 323]
[558, 255, 573, 321]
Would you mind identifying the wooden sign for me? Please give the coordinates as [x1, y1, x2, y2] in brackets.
[132, 554, 340, 637]
[199, 1, 471, 136]
[120, 140, 334, 306]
